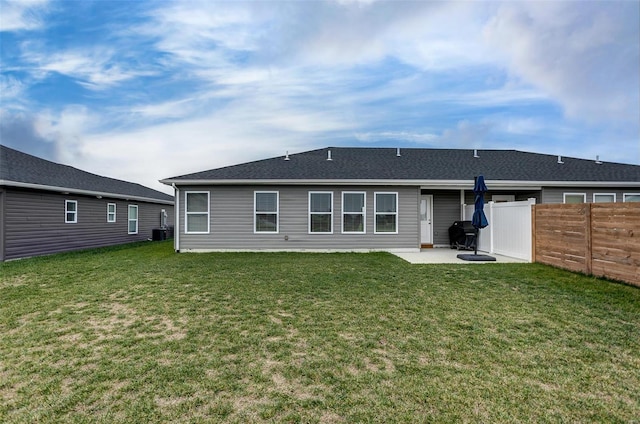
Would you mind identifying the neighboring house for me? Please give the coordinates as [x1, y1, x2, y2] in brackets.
[160, 147, 640, 252]
[0, 145, 174, 261]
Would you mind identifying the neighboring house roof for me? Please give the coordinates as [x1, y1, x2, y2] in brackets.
[1, 145, 174, 204]
[161, 147, 640, 188]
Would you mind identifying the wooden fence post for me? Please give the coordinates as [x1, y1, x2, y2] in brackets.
[531, 204, 536, 263]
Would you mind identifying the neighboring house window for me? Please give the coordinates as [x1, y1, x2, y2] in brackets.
[342, 192, 365, 233]
[107, 203, 116, 223]
[185, 191, 210, 234]
[128, 205, 138, 234]
[623, 193, 640, 202]
[255, 191, 279, 233]
[65, 200, 77, 223]
[309, 192, 333, 233]
[563, 193, 585, 204]
[375, 192, 398, 234]
[593, 193, 616, 203]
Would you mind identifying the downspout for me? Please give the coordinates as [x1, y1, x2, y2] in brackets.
[172, 184, 180, 253]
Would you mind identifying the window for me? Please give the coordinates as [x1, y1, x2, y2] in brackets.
[185, 191, 209, 234]
[342, 192, 365, 233]
[375, 192, 398, 234]
[107, 203, 116, 223]
[563, 193, 585, 204]
[624, 193, 640, 202]
[128, 205, 138, 234]
[309, 192, 333, 233]
[65, 200, 77, 223]
[255, 191, 278, 233]
[593, 193, 616, 203]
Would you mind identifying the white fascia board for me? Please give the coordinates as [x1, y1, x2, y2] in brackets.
[483, 180, 640, 188]
[1, 180, 174, 205]
[161, 178, 640, 188]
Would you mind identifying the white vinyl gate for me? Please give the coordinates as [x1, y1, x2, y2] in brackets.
[463, 199, 535, 261]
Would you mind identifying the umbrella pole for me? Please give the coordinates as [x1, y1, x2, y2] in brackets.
[475, 228, 478, 255]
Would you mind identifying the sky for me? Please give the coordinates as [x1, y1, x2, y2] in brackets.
[1, 0, 639, 195]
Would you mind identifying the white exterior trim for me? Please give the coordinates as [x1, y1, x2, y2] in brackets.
[308, 191, 333, 234]
[623, 193, 640, 202]
[107, 203, 116, 223]
[593, 193, 616, 203]
[65, 200, 78, 223]
[127, 204, 138, 234]
[254, 191, 279, 234]
[160, 178, 640, 189]
[184, 191, 210, 234]
[374, 192, 399, 234]
[341, 191, 366, 234]
[563, 193, 586, 204]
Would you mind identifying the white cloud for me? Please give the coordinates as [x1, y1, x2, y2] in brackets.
[354, 131, 438, 144]
[41, 89, 357, 193]
[2, 0, 638, 196]
[0, 74, 25, 102]
[141, 1, 257, 68]
[484, 1, 640, 124]
[0, 0, 49, 32]
[33, 106, 95, 163]
[20, 46, 155, 90]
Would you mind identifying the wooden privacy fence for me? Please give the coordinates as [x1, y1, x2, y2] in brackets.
[532, 203, 639, 287]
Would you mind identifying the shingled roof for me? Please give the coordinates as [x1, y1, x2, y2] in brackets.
[1, 145, 173, 203]
[161, 147, 640, 186]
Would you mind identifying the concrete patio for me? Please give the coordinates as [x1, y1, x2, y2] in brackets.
[393, 248, 527, 264]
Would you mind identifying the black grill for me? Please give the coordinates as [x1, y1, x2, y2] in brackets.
[448, 220, 476, 250]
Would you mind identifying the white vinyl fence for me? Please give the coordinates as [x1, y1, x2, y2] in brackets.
[463, 199, 535, 261]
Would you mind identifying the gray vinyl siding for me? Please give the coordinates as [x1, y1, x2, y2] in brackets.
[541, 187, 633, 203]
[0, 188, 5, 262]
[2, 187, 174, 261]
[177, 185, 419, 251]
[423, 190, 462, 246]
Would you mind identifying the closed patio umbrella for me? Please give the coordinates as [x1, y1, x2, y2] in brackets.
[471, 175, 488, 255]
[457, 175, 495, 261]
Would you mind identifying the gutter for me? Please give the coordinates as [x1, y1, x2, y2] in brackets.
[160, 178, 640, 188]
[172, 183, 180, 253]
[1, 180, 174, 205]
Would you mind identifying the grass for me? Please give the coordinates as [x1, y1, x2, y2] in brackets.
[1, 241, 639, 423]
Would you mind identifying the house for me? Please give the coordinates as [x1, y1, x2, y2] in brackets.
[160, 147, 640, 253]
[0, 145, 174, 261]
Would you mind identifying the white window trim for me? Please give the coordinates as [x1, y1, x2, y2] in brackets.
[107, 203, 117, 223]
[342, 191, 366, 234]
[254, 191, 279, 234]
[128, 205, 138, 235]
[65, 200, 77, 223]
[563, 193, 586, 204]
[308, 191, 333, 234]
[374, 192, 399, 234]
[185, 191, 210, 234]
[623, 193, 640, 202]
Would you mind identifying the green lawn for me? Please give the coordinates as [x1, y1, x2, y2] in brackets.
[1, 241, 639, 423]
